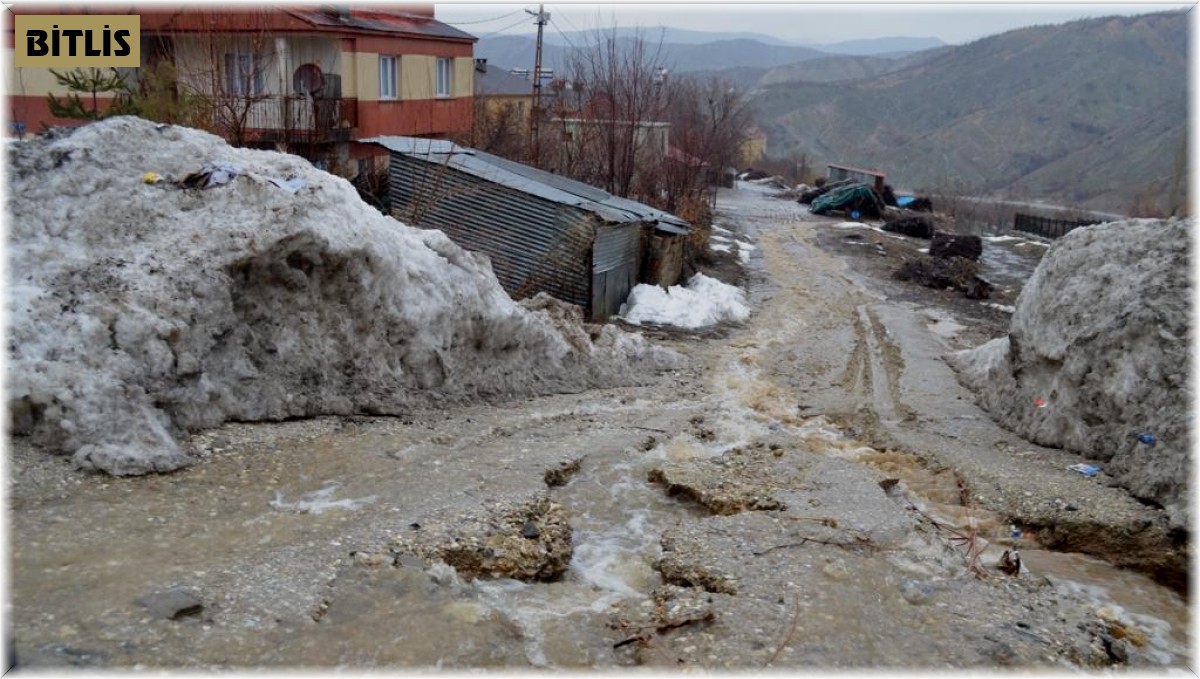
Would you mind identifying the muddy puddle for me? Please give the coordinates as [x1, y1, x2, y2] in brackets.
[979, 235, 1047, 294]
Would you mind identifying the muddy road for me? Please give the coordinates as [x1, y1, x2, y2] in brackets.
[8, 185, 1189, 670]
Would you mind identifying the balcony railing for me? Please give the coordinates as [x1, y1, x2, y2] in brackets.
[223, 95, 357, 143]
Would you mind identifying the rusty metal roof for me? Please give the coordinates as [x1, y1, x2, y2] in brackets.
[365, 136, 690, 234]
[827, 162, 886, 178]
[284, 8, 476, 42]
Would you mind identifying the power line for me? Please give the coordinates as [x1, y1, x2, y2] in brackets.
[548, 16, 577, 51]
[475, 13, 537, 40]
[556, 8, 586, 37]
[444, 9, 524, 26]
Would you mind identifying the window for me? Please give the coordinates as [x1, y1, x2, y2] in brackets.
[224, 53, 265, 96]
[436, 57, 453, 97]
[379, 55, 397, 100]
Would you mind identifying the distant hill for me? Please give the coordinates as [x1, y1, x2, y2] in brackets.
[542, 26, 795, 47]
[757, 47, 953, 86]
[474, 34, 828, 74]
[475, 32, 944, 75]
[803, 36, 946, 56]
[751, 12, 1188, 213]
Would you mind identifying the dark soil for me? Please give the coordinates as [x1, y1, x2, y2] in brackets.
[811, 224, 1014, 350]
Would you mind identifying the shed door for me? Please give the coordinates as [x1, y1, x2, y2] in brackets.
[591, 224, 641, 322]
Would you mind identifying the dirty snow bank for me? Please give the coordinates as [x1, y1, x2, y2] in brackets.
[8, 117, 678, 475]
[619, 274, 750, 329]
[947, 218, 1191, 527]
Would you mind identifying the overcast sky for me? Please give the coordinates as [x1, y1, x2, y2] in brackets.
[434, 2, 1189, 45]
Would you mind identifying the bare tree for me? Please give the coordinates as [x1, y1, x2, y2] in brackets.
[458, 96, 528, 160]
[153, 9, 283, 147]
[549, 26, 673, 198]
[658, 75, 752, 211]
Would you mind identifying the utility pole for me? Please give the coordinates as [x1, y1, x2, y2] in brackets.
[527, 4, 549, 166]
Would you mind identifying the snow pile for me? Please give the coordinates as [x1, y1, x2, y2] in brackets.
[619, 274, 750, 329]
[948, 218, 1191, 527]
[8, 117, 678, 475]
[708, 230, 755, 264]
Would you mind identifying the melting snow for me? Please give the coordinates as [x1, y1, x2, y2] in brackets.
[8, 117, 677, 475]
[619, 274, 751, 329]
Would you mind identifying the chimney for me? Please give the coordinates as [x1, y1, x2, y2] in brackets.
[474, 58, 487, 73]
[320, 5, 350, 20]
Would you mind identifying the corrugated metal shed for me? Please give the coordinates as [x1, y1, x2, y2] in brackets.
[366, 137, 690, 234]
[367, 136, 690, 321]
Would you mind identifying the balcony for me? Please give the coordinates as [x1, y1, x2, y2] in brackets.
[224, 95, 358, 143]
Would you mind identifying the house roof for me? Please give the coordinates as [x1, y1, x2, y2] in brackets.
[475, 64, 536, 97]
[283, 7, 476, 41]
[135, 6, 474, 41]
[667, 146, 709, 168]
[365, 136, 690, 234]
[827, 162, 886, 178]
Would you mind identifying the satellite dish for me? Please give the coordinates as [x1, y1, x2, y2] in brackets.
[293, 63, 325, 96]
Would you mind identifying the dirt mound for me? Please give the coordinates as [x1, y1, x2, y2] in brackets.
[7, 117, 678, 475]
[948, 218, 1191, 528]
[930, 233, 983, 261]
[882, 216, 934, 239]
[390, 495, 573, 581]
[894, 254, 979, 291]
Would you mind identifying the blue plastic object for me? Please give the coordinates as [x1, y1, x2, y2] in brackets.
[1137, 433, 1156, 446]
[851, 211, 861, 219]
[1068, 463, 1101, 477]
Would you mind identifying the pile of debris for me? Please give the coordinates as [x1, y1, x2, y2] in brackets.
[7, 117, 678, 475]
[894, 232, 991, 299]
[801, 179, 933, 222]
[809, 183, 886, 219]
[949, 218, 1191, 528]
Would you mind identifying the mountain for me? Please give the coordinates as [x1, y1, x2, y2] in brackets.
[542, 26, 795, 47]
[474, 35, 827, 73]
[751, 12, 1188, 213]
[475, 33, 946, 75]
[756, 47, 953, 86]
[803, 36, 946, 56]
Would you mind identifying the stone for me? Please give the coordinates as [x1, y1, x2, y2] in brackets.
[136, 588, 204, 620]
[898, 580, 936, 605]
[965, 276, 993, 300]
[543, 458, 582, 487]
[392, 495, 572, 582]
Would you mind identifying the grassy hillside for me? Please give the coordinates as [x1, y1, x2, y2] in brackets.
[752, 12, 1188, 214]
[757, 47, 954, 86]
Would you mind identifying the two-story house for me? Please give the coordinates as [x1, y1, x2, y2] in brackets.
[7, 5, 477, 174]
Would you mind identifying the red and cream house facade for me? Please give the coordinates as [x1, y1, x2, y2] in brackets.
[6, 5, 476, 171]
